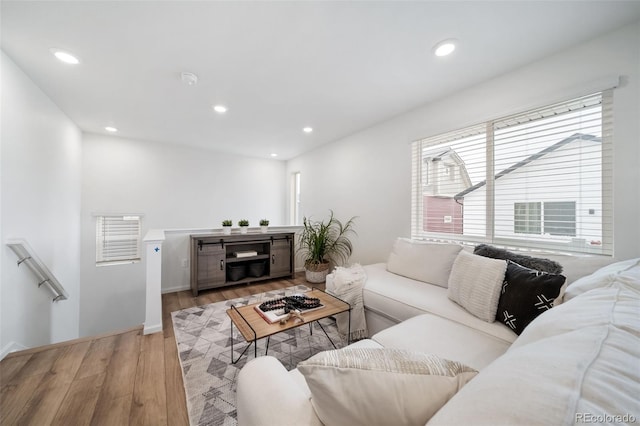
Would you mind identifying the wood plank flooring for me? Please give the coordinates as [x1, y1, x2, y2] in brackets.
[0, 272, 316, 426]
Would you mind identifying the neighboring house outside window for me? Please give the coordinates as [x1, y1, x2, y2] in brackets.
[96, 215, 141, 265]
[411, 90, 613, 255]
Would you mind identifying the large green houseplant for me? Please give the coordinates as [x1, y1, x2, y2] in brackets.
[298, 210, 356, 283]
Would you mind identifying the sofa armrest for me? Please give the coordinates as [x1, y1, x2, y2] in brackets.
[237, 356, 321, 426]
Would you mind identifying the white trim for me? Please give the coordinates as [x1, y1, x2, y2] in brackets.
[91, 212, 145, 217]
[162, 225, 302, 235]
[162, 284, 190, 294]
[1, 341, 28, 361]
[143, 229, 166, 242]
[143, 323, 163, 335]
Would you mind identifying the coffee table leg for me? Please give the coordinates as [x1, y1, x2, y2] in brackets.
[316, 321, 338, 350]
[230, 319, 255, 364]
[265, 336, 270, 356]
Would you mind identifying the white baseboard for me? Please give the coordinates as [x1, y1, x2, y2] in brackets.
[0, 341, 28, 361]
[162, 284, 190, 294]
[143, 323, 163, 335]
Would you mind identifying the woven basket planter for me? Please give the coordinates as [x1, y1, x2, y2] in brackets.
[305, 262, 330, 283]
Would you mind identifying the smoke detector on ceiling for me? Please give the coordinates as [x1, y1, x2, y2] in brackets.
[181, 72, 198, 86]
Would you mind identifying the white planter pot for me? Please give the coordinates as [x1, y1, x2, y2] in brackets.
[260, 226, 268, 233]
[223, 226, 232, 235]
[240, 226, 248, 234]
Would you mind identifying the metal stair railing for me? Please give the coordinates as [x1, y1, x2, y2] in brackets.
[6, 238, 68, 302]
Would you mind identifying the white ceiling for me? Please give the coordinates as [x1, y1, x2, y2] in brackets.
[2, 1, 640, 160]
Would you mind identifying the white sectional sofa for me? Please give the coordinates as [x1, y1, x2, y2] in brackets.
[237, 239, 640, 426]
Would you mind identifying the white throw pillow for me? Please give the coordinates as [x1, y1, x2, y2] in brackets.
[386, 238, 462, 287]
[298, 347, 477, 426]
[447, 250, 507, 322]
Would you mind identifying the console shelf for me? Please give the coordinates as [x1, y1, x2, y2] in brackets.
[190, 232, 295, 296]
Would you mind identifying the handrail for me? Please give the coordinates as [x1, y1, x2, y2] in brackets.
[6, 239, 68, 302]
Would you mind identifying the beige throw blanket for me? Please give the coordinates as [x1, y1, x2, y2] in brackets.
[331, 264, 368, 342]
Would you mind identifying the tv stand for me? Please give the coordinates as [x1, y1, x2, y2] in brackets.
[189, 232, 295, 296]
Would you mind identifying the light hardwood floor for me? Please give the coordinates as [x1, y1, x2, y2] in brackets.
[0, 272, 318, 426]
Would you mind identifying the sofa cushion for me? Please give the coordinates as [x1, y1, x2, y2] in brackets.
[386, 238, 462, 287]
[512, 260, 640, 349]
[298, 347, 477, 426]
[473, 243, 563, 274]
[496, 261, 566, 335]
[372, 314, 512, 371]
[448, 251, 507, 322]
[427, 261, 640, 426]
[563, 258, 640, 302]
[362, 263, 518, 344]
[237, 356, 324, 426]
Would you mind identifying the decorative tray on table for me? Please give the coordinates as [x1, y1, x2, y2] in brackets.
[254, 294, 324, 324]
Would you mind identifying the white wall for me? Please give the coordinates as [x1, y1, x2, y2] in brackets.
[80, 134, 286, 336]
[286, 21, 640, 264]
[0, 51, 82, 357]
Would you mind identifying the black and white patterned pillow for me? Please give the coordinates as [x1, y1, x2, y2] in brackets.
[497, 261, 566, 335]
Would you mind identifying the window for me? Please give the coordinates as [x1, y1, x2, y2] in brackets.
[96, 215, 141, 265]
[290, 172, 302, 225]
[514, 201, 576, 237]
[544, 201, 576, 237]
[412, 90, 613, 255]
[514, 202, 541, 235]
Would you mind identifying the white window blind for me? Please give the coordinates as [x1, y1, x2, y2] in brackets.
[96, 215, 141, 265]
[411, 90, 613, 255]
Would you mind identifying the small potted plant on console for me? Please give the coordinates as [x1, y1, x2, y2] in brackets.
[260, 219, 269, 233]
[222, 219, 233, 235]
[238, 219, 250, 234]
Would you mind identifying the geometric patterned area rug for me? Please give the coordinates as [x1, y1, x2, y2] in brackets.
[171, 285, 344, 426]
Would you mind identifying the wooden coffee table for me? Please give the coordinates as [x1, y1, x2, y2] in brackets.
[226, 288, 351, 364]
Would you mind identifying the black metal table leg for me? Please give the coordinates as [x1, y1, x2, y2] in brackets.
[316, 321, 338, 349]
[230, 305, 258, 364]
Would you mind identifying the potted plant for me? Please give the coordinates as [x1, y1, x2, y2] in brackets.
[238, 219, 250, 234]
[298, 210, 356, 283]
[222, 219, 233, 235]
[260, 219, 269, 233]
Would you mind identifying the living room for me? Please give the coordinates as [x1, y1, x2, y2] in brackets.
[1, 2, 640, 423]
[2, 0, 640, 354]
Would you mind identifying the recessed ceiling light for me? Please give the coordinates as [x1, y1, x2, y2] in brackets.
[270, 153, 278, 157]
[105, 126, 118, 132]
[213, 105, 228, 113]
[303, 127, 313, 133]
[433, 39, 457, 57]
[50, 48, 80, 65]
